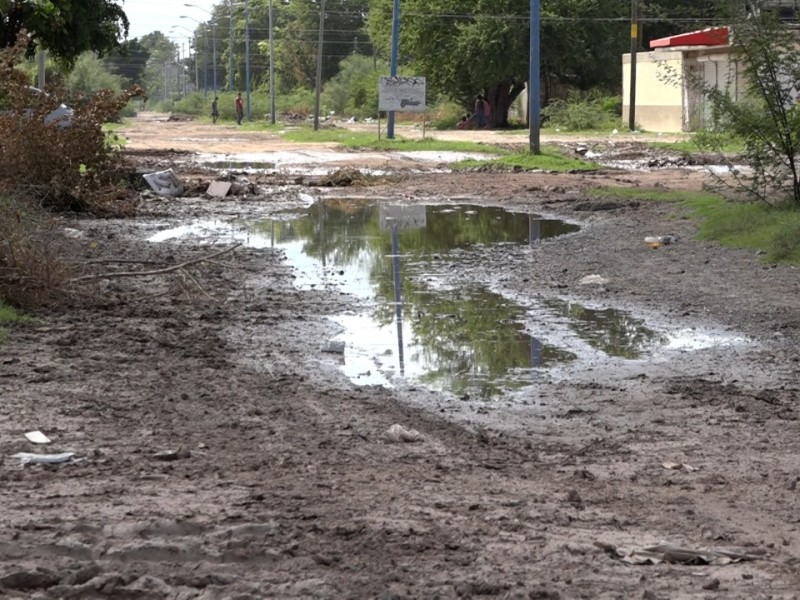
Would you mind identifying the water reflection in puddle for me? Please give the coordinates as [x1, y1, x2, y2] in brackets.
[148, 199, 747, 399]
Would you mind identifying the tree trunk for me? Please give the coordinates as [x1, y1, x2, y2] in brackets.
[484, 81, 525, 128]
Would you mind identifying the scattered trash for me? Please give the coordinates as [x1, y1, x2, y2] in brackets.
[12, 452, 75, 465]
[662, 461, 699, 472]
[644, 235, 677, 249]
[152, 448, 191, 461]
[143, 169, 184, 197]
[595, 541, 764, 565]
[206, 181, 232, 198]
[24, 431, 51, 444]
[384, 424, 423, 443]
[579, 274, 609, 285]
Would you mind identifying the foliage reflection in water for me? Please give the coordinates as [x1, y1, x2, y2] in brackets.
[544, 298, 666, 359]
[253, 200, 585, 399]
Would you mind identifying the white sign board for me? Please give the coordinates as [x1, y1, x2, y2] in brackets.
[379, 76, 426, 112]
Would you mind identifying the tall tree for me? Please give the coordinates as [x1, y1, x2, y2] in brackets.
[0, 0, 129, 66]
[102, 39, 150, 87]
[138, 32, 179, 101]
[276, 0, 371, 92]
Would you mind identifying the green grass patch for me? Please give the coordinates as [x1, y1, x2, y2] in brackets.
[592, 186, 800, 263]
[0, 301, 30, 343]
[690, 199, 800, 263]
[281, 127, 504, 153]
[648, 137, 744, 154]
[454, 147, 598, 172]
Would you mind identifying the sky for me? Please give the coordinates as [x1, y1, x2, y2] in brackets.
[120, 0, 219, 42]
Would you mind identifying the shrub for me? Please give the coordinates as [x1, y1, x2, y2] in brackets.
[0, 33, 142, 215]
[542, 91, 621, 131]
[0, 194, 74, 308]
[431, 99, 468, 130]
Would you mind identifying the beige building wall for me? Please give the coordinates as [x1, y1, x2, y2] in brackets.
[622, 51, 685, 132]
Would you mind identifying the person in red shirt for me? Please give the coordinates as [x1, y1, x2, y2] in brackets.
[235, 92, 244, 125]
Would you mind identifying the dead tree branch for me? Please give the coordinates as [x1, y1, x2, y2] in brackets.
[68, 243, 242, 284]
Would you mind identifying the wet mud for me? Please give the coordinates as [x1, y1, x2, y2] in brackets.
[1, 115, 799, 599]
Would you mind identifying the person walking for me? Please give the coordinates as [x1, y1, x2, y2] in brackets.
[235, 92, 244, 125]
[211, 96, 219, 124]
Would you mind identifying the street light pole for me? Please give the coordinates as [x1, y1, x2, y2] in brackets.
[245, 0, 251, 121]
[269, 0, 275, 124]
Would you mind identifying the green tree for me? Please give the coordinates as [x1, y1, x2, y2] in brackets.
[102, 39, 150, 87]
[138, 32, 180, 101]
[323, 53, 386, 116]
[68, 52, 125, 95]
[0, 0, 129, 66]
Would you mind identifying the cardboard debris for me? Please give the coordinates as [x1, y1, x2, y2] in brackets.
[207, 181, 232, 198]
[595, 541, 764, 565]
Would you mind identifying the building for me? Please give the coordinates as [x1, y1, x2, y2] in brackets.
[622, 27, 742, 133]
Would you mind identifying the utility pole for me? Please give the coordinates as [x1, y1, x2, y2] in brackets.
[313, 0, 326, 131]
[387, 0, 400, 139]
[529, 0, 541, 154]
[212, 24, 218, 94]
[229, 0, 235, 91]
[245, 0, 251, 120]
[629, 0, 638, 131]
[269, 0, 276, 124]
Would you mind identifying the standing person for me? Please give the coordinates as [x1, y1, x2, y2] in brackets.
[482, 95, 492, 129]
[211, 96, 219, 124]
[235, 92, 244, 125]
[474, 95, 486, 129]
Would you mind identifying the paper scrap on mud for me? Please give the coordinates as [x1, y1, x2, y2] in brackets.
[662, 462, 699, 472]
[385, 424, 422, 443]
[12, 452, 75, 465]
[595, 541, 764, 565]
[24, 430, 51, 444]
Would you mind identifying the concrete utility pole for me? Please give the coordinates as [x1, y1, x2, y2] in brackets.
[529, 0, 541, 154]
[229, 0, 235, 91]
[387, 0, 400, 139]
[269, 0, 276, 124]
[245, 0, 251, 120]
[314, 0, 326, 131]
[629, 0, 638, 131]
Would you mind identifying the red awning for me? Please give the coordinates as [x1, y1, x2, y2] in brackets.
[650, 27, 729, 49]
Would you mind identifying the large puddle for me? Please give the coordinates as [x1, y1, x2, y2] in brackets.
[149, 199, 748, 399]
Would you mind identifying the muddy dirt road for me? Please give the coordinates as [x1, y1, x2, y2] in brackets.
[1, 114, 799, 599]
